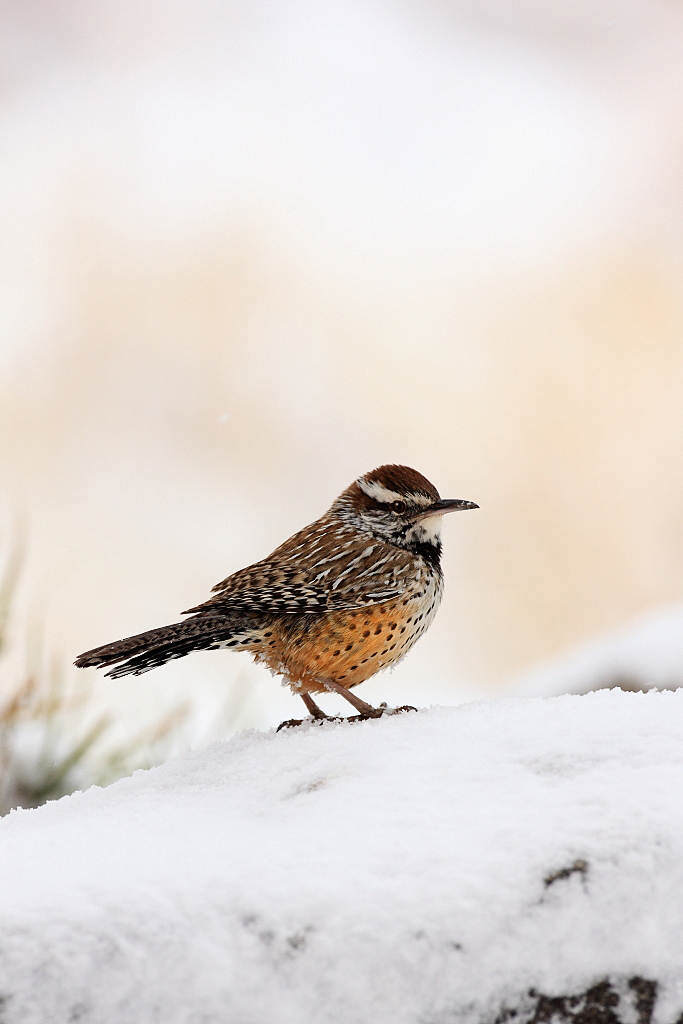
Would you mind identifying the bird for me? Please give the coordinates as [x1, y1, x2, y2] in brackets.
[75, 465, 478, 726]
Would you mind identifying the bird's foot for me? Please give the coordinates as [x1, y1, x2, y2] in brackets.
[277, 718, 304, 731]
[277, 714, 345, 732]
[344, 700, 388, 722]
[345, 702, 418, 723]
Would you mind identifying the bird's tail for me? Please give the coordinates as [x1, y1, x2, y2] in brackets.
[74, 616, 255, 679]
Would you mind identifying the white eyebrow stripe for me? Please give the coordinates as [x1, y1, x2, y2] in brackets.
[358, 479, 402, 502]
[357, 478, 433, 506]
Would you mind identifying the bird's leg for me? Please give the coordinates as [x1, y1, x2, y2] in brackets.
[276, 691, 342, 731]
[278, 684, 416, 730]
[301, 693, 328, 719]
[322, 680, 383, 717]
[323, 681, 418, 721]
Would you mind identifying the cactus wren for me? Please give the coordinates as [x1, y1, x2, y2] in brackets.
[75, 465, 477, 724]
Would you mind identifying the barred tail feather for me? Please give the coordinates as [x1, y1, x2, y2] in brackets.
[74, 616, 253, 679]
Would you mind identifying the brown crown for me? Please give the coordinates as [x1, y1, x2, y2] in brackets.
[362, 464, 440, 499]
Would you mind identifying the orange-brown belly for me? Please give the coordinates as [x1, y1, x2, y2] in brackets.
[256, 577, 442, 694]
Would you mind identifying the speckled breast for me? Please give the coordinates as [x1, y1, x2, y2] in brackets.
[264, 564, 444, 694]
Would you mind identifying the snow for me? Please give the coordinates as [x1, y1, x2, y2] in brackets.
[515, 602, 683, 697]
[1, 689, 683, 1022]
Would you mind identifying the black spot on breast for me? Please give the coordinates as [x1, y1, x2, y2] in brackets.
[350, 665, 358, 671]
[363, 630, 370, 638]
[345, 643, 353, 651]
[386, 634, 393, 642]
[333, 650, 340, 657]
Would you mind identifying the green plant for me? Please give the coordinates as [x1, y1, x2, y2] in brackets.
[0, 538, 191, 815]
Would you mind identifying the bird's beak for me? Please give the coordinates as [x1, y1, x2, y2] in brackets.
[419, 498, 479, 518]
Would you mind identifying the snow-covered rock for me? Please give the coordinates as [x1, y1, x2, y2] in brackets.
[1, 690, 682, 1023]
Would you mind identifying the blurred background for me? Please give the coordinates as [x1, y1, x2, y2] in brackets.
[2, 0, 683, 795]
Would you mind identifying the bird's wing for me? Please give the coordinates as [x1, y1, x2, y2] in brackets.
[183, 521, 418, 617]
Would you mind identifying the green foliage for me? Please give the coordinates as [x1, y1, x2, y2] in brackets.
[0, 539, 191, 815]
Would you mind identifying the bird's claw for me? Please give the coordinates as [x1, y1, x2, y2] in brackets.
[277, 714, 345, 731]
[277, 718, 304, 731]
[345, 703, 418, 723]
[278, 703, 418, 729]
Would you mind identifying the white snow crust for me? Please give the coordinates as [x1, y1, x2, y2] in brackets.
[2, 689, 683, 1022]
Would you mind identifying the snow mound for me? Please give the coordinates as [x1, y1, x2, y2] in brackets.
[515, 602, 683, 697]
[1, 691, 683, 1023]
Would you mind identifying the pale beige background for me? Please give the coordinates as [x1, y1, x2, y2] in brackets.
[1, 0, 683, 736]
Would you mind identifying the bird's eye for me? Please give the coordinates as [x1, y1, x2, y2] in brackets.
[391, 500, 406, 513]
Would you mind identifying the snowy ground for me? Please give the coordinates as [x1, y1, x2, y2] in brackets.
[1, 689, 683, 1023]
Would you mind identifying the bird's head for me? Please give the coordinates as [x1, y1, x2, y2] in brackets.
[331, 464, 478, 556]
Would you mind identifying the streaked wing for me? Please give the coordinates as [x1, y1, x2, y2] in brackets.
[183, 520, 417, 617]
